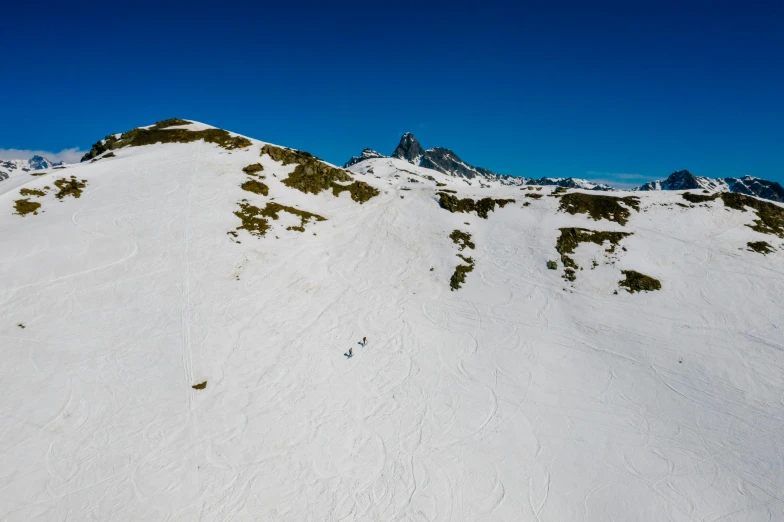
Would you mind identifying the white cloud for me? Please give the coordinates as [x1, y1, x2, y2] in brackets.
[584, 171, 649, 189]
[0, 147, 87, 164]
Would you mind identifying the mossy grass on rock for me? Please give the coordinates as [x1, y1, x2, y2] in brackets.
[679, 192, 784, 237]
[151, 118, 193, 130]
[19, 188, 46, 197]
[546, 260, 557, 270]
[525, 193, 543, 199]
[81, 119, 250, 161]
[240, 179, 269, 196]
[682, 192, 718, 203]
[14, 199, 41, 216]
[558, 192, 640, 226]
[242, 163, 264, 176]
[192, 381, 207, 390]
[720, 193, 784, 237]
[54, 177, 87, 199]
[437, 192, 514, 219]
[91, 151, 117, 162]
[618, 270, 662, 293]
[450, 254, 475, 291]
[261, 144, 379, 204]
[332, 181, 380, 204]
[747, 241, 775, 254]
[555, 227, 632, 277]
[232, 200, 326, 237]
[449, 230, 475, 251]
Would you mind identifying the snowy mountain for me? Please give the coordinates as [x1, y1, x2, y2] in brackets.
[526, 176, 615, 191]
[0, 154, 64, 181]
[0, 155, 65, 187]
[2, 119, 784, 521]
[637, 169, 784, 202]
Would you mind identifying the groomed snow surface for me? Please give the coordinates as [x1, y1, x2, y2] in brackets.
[1, 128, 784, 521]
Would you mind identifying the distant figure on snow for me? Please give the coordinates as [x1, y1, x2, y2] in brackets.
[348, 347, 353, 357]
[362, 337, 367, 346]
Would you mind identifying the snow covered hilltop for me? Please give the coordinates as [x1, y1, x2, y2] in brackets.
[2, 119, 784, 520]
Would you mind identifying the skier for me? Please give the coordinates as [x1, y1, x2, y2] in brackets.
[362, 336, 367, 346]
[348, 347, 353, 357]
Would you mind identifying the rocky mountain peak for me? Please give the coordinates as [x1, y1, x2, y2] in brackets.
[343, 148, 387, 168]
[392, 133, 425, 165]
[665, 170, 701, 189]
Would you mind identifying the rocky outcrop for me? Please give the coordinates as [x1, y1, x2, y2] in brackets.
[392, 133, 426, 164]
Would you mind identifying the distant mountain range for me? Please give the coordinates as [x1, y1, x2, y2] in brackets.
[345, 133, 613, 191]
[636, 170, 784, 202]
[345, 135, 784, 202]
[0, 155, 63, 181]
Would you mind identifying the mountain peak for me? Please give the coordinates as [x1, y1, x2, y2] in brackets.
[343, 148, 387, 168]
[392, 133, 425, 165]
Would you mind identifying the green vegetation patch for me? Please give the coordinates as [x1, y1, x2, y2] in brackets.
[618, 270, 661, 293]
[232, 200, 326, 237]
[20, 188, 46, 197]
[30, 172, 47, 176]
[260, 144, 317, 165]
[449, 230, 475, 251]
[437, 192, 515, 219]
[81, 119, 249, 161]
[152, 118, 192, 129]
[681, 192, 784, 236]
[450, 254, 475, 291]
[242, 163, 264, 176]
[240, 179, 269, 196]
[525, 193, 542, 199]
[747, 241, 775, 254]
[719, 193, 784, 237]
[682, 192, 718, 203]
[436, 182, 447, 187]
[332, 181, 380, 203]
[192, 381, 207, 390]
[233, 202, 271, 237]
[262, 144, 379, 203]
[558, 192, 640, 226]
[14, 199, 41, 216]
[54, 177, 87, 199]
[546, 260, 557, 270]
[555, 227, 632, 277]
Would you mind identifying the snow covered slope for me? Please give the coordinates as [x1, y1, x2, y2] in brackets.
[2, 120, 784, 521]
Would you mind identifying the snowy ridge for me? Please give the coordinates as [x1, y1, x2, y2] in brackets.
[526, 176, 615, 191]
[2, 120, 784, 520]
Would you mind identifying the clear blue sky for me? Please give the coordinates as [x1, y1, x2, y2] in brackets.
[2, 0, 782, 186]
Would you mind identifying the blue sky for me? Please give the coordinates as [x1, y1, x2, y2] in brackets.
[2, 0, 782, 186]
